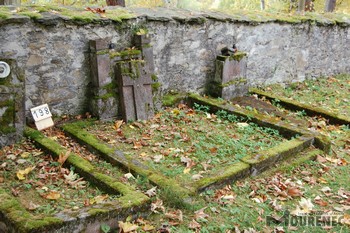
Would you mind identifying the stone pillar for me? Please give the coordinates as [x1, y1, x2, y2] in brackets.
[210, 52, 248, 100]
[0, 59, 25, 147]
[89, 38, 118, 120]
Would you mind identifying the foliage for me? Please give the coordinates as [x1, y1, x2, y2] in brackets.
[13, 0, 349, 14]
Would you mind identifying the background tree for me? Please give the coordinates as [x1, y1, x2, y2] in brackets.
[260, 0, 265, 10]
[325, 0, 336, 12]
[298, 0, 306, 12]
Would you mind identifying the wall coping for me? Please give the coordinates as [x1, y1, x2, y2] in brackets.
[0, 6, 350, 27]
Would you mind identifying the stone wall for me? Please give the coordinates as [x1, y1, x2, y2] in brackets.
[0, 8, 349, 119]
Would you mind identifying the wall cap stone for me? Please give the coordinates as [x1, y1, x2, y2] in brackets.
[0, 6, 349, 26]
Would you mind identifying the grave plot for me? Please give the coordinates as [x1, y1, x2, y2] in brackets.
[0, 129, 149, 233]
[74, 105, 286, 182]
[61, 100, 323, 195]
[250, 74, 350, 125]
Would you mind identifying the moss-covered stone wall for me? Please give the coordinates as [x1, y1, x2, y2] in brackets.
[0, 6, 349, 118]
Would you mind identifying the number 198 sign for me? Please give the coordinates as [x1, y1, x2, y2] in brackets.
[30, 104, 54, 130]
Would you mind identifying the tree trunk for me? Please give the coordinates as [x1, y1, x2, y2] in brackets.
[298, 0, 306, 12]
[325, 0, 336, 12]
[106, 0, 125, 6]
[0, 0, 20, 5]
[260, 0, 265, 10]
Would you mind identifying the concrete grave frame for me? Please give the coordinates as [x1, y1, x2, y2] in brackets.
[60, 93, 331, 198]
[0, 127, 150, 233]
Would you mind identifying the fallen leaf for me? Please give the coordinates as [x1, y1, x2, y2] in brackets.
[321, 186, 332, 193]
[194, 207, 209, 220]
[58, 151, 70, 165]
[153, 155, 163, 163]
[165, 209, 183, 223]
[287, 187, 302, 197]
[16, 166, 35, 180]
[299, 198, 314, 213]
[20, 152, 30, 158]
[90, 195, 108, 204]
[45, 190, 60, 200]
[142, 224, 155, 231]
[209, 147, 218, 154]
[237, 122, 249, 127]
[340, 214, 350, 225]
[183, 167, 191, 174]
[151, 199, 165, 213]
[316, 155, 327, 163]
[124, 173, 135, 179]
[11, 188, 19, 196]
[145, 187, 157, 197]
[191, 174, 203, 181]
[118, 221, 139, 233]
[188, 219, 201, 229]
[25, 201, 40, 210]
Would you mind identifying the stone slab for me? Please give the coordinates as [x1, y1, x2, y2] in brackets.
[116, 59, 154, 122]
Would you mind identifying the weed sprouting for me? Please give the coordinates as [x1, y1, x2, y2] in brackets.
[193, 103, 210, 112]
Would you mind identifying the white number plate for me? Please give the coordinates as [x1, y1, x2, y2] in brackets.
[30, 104, 52, 121]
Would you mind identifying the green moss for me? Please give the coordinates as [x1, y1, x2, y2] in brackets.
[62, 123, 115, 156]
[241, 138, 312, 164]
[67, 154, 94, 172]
[96, 50, 109, 55]
[162, 93, 186, 107]
[151, 82, 161, 91]
[87, 208, 109, 216]
[0, 188, 62, 232]
[24, 127, 66, 156]
[0, 98, 16, 134]
[229, 51, 247, 61]
[0, 10, 10, 19]
[17, 11, 42, 20]
[193, 162, 250, 192]
[110, 49, 141, 59]
[219, 78, 247, 88]
[151, 74, 158, 81]
[119, 193, 150, 208]
[116, 59, 144, 80]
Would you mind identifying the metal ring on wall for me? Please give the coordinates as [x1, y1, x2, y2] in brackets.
[0, 61, 11, 78]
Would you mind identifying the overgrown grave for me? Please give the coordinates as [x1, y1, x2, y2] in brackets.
[59, 90, 330, 200]
[249, 74, 350, 125]
[0, 127, 149, 233]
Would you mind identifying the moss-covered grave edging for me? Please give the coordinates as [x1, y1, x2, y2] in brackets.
[186, 93, 331, 153]
[60, 122, 194, 206]
[250, 88, 350, 126]
[59, 93, 329, 195]
[0, 127, 150, 233]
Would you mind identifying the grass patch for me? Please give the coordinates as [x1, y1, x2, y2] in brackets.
[82, 105, 287, 184]
[260, 74, 350, 117]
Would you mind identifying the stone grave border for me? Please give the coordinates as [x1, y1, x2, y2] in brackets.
[0, 127, 149, 233]
[249, 88, 350, 125]
[60, 93, 330, 198]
